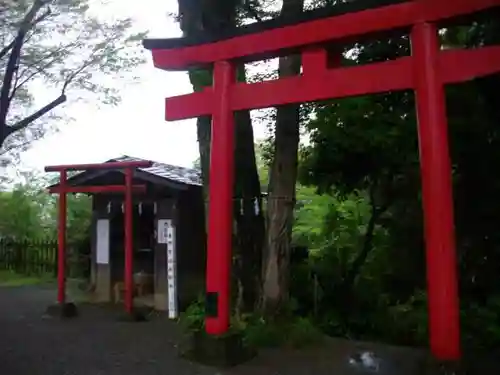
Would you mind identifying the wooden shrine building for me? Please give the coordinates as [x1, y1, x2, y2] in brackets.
[48, 156, 206, 313]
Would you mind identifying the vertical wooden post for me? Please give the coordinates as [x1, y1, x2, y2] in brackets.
[124, 167, 134, 314]
[57, 170, 67, 305]
[205, 60, 236, 335]
[411, 22, 460, 360]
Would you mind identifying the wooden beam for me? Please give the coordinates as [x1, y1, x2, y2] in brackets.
[164, 45, 500, 121]
[48, 185, 147, 194]
[45, 160, 153, 173]
[150, 0, 499, 70]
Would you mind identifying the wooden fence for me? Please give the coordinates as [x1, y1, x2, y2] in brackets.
[0, 239, 91, 278]
[0, 238, 58, 276]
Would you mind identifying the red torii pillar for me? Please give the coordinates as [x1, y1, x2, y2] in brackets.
[144, 0, 500, 361]
[204, 61, 236, 333]
[45, 160, 152, 315]
[411, 23, 460, 359]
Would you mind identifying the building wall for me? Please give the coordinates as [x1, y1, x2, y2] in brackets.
[176, 188, 206, 311]
[89, 185, 206, 313]
[91, 193, 158, 304]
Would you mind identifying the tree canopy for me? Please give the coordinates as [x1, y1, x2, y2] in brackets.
[0, 175, 91, 243]
[0, 0, 146, 158]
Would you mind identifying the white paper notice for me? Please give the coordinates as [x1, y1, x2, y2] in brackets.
[96, 219, 110, 264]
[157, 219, 169, 244]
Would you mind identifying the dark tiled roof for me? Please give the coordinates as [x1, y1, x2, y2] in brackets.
[110, 156, 202, 186]
[93, 156, 202, 187]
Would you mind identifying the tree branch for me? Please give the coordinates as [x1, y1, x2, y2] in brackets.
[0, 138, 32, 157]
[31, 5, 52, 26]
[5, 93, 66, 137]
[12, 42, 75, 99]
[60, 49, 103, 93]
[0, 0, 48, 126]
[0, 4, 50, 62]
[342, 185, 391, 290]
[0, 40, 15, 61]
[4, 37, 99, 143]
[8, 61, 22, 102]
[242, 0, 264, 22]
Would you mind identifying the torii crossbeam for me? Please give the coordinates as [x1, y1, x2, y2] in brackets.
[144, 0, 500, 361]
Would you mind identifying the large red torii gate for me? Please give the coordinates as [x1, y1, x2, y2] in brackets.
[144, 0, 500, 361]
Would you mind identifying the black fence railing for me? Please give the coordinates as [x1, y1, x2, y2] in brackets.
[0, 238, 58, 276]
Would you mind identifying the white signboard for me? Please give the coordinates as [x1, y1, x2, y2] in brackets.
[157, 219, 169, 244]
[165, 220, 178, 319]
[96, 219, 110, 265]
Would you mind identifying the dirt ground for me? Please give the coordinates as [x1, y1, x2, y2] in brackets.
[0, 284, 430, 375]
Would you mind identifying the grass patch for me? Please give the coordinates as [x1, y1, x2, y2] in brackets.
[0, 270, 54, 287]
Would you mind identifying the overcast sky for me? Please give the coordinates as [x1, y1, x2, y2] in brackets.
[19, 0, 268, 174]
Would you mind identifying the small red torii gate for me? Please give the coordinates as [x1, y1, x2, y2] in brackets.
[46, 160, 153, 315]
[143, 0, 500, 361]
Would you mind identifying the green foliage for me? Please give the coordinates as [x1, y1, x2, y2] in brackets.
[0, 185, 46, 239]
[309, 193, 387, 279]
[179, 296, 323, 349]
[242, 316, 322, 348]
[387, 291, 429, 346]
[0, 178, 91, 245]
[178, 295, 206, 333]
[254, 142, 270, 187]
[289, 11, 500, 352]
[292, 185, 335, 249]
[47, 193, 92, 244]
[461, 296, 500, 350]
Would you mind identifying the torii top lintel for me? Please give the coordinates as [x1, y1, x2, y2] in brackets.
[143, 0, 500, 122]
[143, 0, 498, 70]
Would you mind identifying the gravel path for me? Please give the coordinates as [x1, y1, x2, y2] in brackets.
[0, 284, 432, 375]
[0, 285, 217, 375]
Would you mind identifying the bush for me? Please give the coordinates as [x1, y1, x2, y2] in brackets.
[462, 296, 500, 350]
[243, 316, 323, 348]
[179, 298, 323, 349]
[178, 295, 205, 333]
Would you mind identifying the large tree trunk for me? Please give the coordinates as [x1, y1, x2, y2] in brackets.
[261, 0, 304, 318]
[233, 105, 266, 313]
[177, 0, 265, 313]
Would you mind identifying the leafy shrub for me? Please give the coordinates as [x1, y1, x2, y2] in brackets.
[462, 296, 500, 350]
[243, 316, 323, 348]
[178, 295, 205, 333]
[179, 297, 323, 349]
